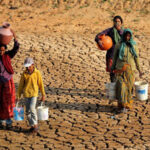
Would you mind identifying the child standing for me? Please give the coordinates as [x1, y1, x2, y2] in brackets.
[17, 57, 45, 133]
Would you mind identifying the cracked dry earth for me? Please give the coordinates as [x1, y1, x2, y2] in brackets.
[0, 33, 150, 150]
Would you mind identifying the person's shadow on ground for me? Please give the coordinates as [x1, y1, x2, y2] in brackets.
[12, 85, 119, 134]
[0, 125, 29, 133]
[17, 86, 118, 114]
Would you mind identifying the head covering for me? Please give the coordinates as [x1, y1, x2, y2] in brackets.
[24, 57, 34, 67]
[119, 28, 137, 60]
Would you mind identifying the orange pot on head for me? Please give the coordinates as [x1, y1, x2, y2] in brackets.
[0, 23, 13, 45]
[97, 34, 113, 51]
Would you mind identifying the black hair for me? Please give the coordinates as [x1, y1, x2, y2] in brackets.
[123, 31, 132, 46]
[123, 31, 131, 39]
[0, 44, 7, 49]
[124, 31, 131, 36]
[113, 15, 123, 24]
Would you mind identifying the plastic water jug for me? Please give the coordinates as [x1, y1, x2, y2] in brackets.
[13, 107, 24, 121]
[37, 102, 49, 121]
[105, 82, 116, 100]
[134, 81, 148, 101]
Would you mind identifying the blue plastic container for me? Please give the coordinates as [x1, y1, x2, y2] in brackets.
[13, 107, 24, 121]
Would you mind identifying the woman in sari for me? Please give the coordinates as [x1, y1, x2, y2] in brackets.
[95, 16, 124, 82]
[0, 29, 19, 129]
[111, 29, 142, 112]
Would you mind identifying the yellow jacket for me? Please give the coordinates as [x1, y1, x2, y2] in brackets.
[17, 68, 45, 98]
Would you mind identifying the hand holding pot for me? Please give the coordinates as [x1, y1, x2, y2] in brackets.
[10, 28, 17, 41]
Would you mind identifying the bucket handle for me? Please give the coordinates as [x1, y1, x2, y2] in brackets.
[41, 101, 44, 106]
[16, 101, 19, 108]
[15, 100, 24, 108]
[40, 101, 46, 107]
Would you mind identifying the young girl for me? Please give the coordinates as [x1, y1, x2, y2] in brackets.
[111, 29, 142, 113]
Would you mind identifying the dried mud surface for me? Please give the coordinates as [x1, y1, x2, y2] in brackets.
[0, 1, 150, 150]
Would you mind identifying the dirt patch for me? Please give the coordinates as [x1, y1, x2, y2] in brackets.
[0, 1, 150, 150]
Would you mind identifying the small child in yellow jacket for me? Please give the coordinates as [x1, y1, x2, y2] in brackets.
[17, 57, 45, 133]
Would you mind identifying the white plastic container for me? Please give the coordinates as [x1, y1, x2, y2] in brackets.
[105, 83, 110, 98]
[37, 104, 49, 120]
[105, 82, 116, 100]
[134, 81, 148, 101]
[109, 89, 116, 99]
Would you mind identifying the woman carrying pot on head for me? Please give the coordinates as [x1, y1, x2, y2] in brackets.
[95, 15, 124, 82]
[0, 29, 19, 129]
[111, 29, 143, 113]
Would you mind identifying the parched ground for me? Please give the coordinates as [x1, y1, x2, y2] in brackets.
[0, 1, 150, 150]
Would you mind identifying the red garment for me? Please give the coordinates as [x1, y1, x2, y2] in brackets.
[2, 54, 14, 74]
[0, 78, 15, 119]
[106, 58, 113, 72]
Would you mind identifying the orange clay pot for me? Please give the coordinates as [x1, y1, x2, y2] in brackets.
[0, 23, 13, 45]
[97, 34, 113, 50]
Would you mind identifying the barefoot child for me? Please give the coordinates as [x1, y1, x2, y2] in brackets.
[17, 57, 45, 133]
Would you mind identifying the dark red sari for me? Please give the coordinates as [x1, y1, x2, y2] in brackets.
[0, 78, 15, 119]
[0, 41, 19, 120]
